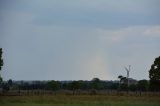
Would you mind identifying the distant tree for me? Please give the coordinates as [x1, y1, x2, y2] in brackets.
[92, 78, 100, 82]
[47, 80, 61, 94]
[118, 75, 126, 84]
[8, 79, 13, 90]
[118, 75, 123, 81]
[80, 81, 89, 90]
[2, 82, 10, 93]
[137, 80, 149, 92]
[77, 80, 84, 90]
[129, 84, 137, 91]
[70, 81, 83, 95]
[118, 75, 127, 91]
[62, 83, 67, 90]
[0, 48, 3, 83]
[8, 79, 13, 86]
[91, 78, 101, 90]
[121, 77, 127, 83]
[0, 77, 2, 84]
[120, 83, 128, 91]
[0, 48, 3, 71]
[149, 56, 160, 91]
[137, 80, 149, 96]
[110, 83, 119, 90]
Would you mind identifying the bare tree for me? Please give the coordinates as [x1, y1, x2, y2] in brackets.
[125, 65, 131, 94]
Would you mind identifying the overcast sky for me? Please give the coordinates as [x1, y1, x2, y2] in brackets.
[0, 0, 160, 81]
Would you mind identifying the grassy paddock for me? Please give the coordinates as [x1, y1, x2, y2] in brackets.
[3, 90, 160, 96]
[0, 95, 160, 106]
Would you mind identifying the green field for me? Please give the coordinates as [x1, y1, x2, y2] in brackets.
[0, 95, 160, 106]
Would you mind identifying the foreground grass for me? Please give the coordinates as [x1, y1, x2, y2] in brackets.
[0, 95, 160, 106]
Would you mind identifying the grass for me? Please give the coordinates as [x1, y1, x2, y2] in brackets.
[0, 95, 160, 106]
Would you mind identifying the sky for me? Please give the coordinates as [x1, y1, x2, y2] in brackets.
[0, 0, 160, 81]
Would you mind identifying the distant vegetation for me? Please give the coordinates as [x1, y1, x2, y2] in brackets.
[149, 56, 160, 91]
[0, 48, 3, 83]
[0, 48, 160, 96]
[0, 77, 156, 96]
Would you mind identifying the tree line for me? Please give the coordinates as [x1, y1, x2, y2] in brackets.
[0, 78, 151, 95]
[0, 48, 160, 95]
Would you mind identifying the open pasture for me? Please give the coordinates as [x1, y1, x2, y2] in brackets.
[0, 95, 160, 106]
